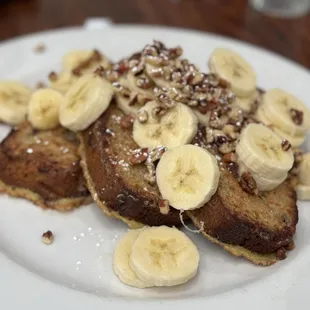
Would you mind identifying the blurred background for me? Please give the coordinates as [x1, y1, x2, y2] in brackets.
[0, 0, 310, 67]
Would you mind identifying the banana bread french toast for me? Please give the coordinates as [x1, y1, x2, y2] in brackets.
[0, 122, 91, 211]
[79, 104, 297, 265]
[79, 104, 184, 228]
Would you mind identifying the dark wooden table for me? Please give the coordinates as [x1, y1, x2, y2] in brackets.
[0, 0, 310, 68]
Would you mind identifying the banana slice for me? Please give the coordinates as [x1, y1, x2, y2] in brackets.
[256, 106, 305, 147]
[145, 63, 171, 89]
[49, 71, 78, 94]
[62, 50, 110, 72]
[0, 81, 31, 125]
[208, 48, 256, 97]
[113, 229, 153, 289]
[232, 90, 259, 113]
[260, 89, 310, 135]
[59, 74, 113, 132]
[115, 75, 154, 116]
[129, 226, 199, 287]
[133, 101, 198, 149]
[193, 109, 211, 126]
[296, 184, 310, 201]
[28, 88, 63, 130]
[238, 161, 287, 191]
[156, 144, 220, 210]
[298, 153, 310, 186]
[236, 123, 294, 180]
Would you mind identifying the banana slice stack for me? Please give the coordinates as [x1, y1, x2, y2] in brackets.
[208, 48, 258, 113]
[0, 81, 32, 125]
[236, 123, 294, 191]
[113, 226, 200, 288]
[256, 89, 310, 147]
[296, 153, 310, 200]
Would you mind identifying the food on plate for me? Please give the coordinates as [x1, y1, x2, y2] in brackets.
[28, 88, 64, 130]
[113, 226, 199, 288]
[77, 41, 302, 265]
[41, 230, 54, 245]
[256, 89, 310, 147]
[59, 73, 114, 131]
[0, 81, 32, 125]
[1, 39, 309, 272]
[0, 122, 91, 210]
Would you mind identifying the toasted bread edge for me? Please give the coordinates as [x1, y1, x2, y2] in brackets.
[0, 179, 92, 211]
[187, 212, 278, 266]
[78, 134, 144, 229]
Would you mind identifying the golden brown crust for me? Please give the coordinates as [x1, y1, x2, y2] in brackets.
[188, 211, 277, 266]
[0, 122, 91, 210]
[0, 179, 91, 211]
[188, 171, 298, 254]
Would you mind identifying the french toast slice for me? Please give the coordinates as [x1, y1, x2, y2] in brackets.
[79, 104, 298, 265]
[187, 170, 298, 265]
[0, 122, 91, 211]
[79, 104, 184, 228]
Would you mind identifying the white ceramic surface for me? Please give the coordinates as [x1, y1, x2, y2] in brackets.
[0, 25, 309, 310]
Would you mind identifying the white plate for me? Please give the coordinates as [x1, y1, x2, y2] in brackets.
[0, 25, 309, 310]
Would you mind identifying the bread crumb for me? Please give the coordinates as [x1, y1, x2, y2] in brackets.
[33, 43, 46, 54]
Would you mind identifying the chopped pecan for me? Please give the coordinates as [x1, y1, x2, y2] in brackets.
[290, 108, 303, 125]
[222, 152, 237, 163]
[281, 139, 291, 151]
[159, 199, 170, 215]
[276, 247, 287, 260]
[41, 231, 54, 245]
[240, 171, 257, 195]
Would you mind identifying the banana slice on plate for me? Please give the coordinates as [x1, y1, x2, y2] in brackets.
[236, 123, 294, 180]
[208, 48, 256, 97]
[260, 89, 310, 135]
[156, 144, 220, 210]
[256, 105, 306, 147]
[0, 81, 31, 125]
[49, 71, 78, 94]
[59, 74, 114, 131]
[133, 101, 198, 149]
[299, 153, 310, 186]
[129, 226, 199, 287]
[62, 50, 110, 72]
[28, 88, 63, 130]
[113, 229, 153, 289]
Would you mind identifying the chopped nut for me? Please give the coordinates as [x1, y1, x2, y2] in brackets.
[41, 231, 53, 245]
[36, 82, 46, 89]
[131, 62, 145, 76]
[290, 108, 303, 125]
[159, 199, 170, 215]
[226, 162, 239, 179]
[129, 148, 149, 165]
[222, 152, 237, 163]
[137, 110, 149, 123]
[205, 128, 214, 144]
[240, 171, 257, 195]
[286, 241, 295, 251]
[136, 76, 153, 89]
[276, 247, 287, 260]
[150, 67, 164, 78]
[94, 65, 105, 77]
[214, 130, 228, 146]
[281, 139, 291, 151]
[120, 115, 134, 129]
[218, 142, 235, 154]
[48, 71, 58, 81]
[33, 43, 46, 54]
[148, 146, 166, 162]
